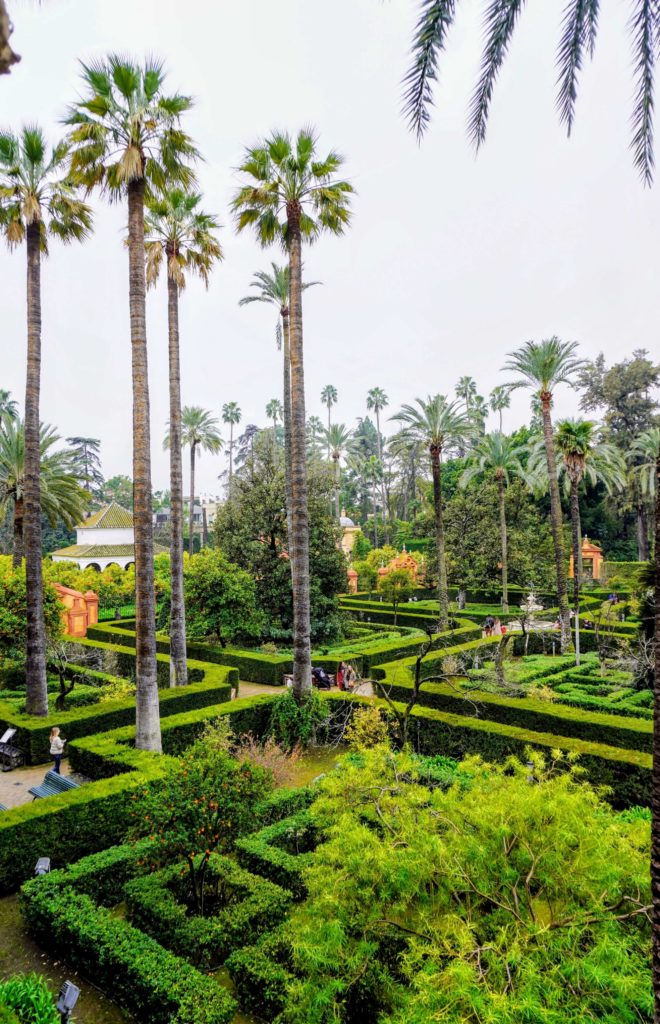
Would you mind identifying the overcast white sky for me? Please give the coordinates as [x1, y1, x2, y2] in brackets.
[2, 0, 658, 493]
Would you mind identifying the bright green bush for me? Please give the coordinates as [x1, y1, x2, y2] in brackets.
[0, 974, 58, 1024]
[235, 810, 317, 897]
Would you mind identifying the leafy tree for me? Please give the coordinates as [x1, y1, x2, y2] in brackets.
[504, 338, 585, 652]
[66, 435, 103, 497]
[214, 439, 346, 644]
[284, 747, 651, 1024]
[232, 128, 353, 700]
[352, 558, 377, 594]
[67, 55, 198, 752]
[221, 401, 241, 484]
[0, 125, 91, 717]
[377, 568, 415, 625]
[128, 732, 271, 915]
[391, 395, 472, 628]
[460, 432, 526, 610]
[367, 387, 390, 540]
[0, 422, 88, 567]
[146, 188, 222, 687]
[630, 426, 660, 557]
[0, 556, 62, 670]
[266, 398, 284, 453]
[101, 474, 133, 509]
[323, 423, 353, 520]
[183, 548, 262, 646]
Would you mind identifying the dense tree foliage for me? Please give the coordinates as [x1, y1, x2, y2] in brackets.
[183, 547, 263, 646]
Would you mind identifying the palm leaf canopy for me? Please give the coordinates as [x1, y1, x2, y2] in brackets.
[460, 431, 525, 488]
[0, 125, 92, 253]
[503, 337, 586, 399]
[164, 406, 223, 453]
[0, 420, 89, 527]
[527, 419, 627, 496]
[222, 402, 242, 426]
[231, 128, 353, 249]
[65, 55, 198, 198]
[324, 423, 353, 459]
[403, 0, 659, 183]
[144, 187, 222, 289]
[366, 387, 389, 413]
[629, 426, 660, 498]
[390, 394, 473, 455]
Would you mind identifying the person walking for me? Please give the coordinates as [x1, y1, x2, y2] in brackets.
[49, 727, 65, 774]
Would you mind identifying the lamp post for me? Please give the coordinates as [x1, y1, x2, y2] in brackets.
[56, 981, 80, 1023]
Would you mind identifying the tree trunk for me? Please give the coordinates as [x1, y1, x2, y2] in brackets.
[23, 224, 48, 716]
[128, 178, 161, 752]
[651, 432, 660, 1023]
[334, 455, 340, 520]
[189, 442, 196, 558]
[282, 310, 295, 581]
[287, 208, 312, 700]
[638, 505, 650, 561]
[541, 397, 571, 652]
[497, 475, 509, 612]
[12, 497, 24, 568]
[229, 424, 233, 483]
[375, 408, 389, 544]
[570, 478, 581, 667]
[202, 507, 208, 548]
[431, 445, 448, 630]
[166, 270, 187, 687]
[371, 478, 378, 546]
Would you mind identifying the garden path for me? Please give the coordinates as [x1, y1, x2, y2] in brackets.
[0, 761, 74, 808]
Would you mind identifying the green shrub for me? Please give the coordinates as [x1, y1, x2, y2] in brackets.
[0, 974, 58, 1024]
[225, 928, 293, 1021]
[124, 855, 292, 969]
[235, 810, 317, 897]
[268, 690, 330, 751]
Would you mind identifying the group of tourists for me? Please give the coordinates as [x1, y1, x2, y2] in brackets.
[310, 662, 358, 691]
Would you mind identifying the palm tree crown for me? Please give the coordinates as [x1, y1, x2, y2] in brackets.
[391, 394, 472, 455]
[460, 432, 525, 488]
[366, 387, 388, 415]
[266, 399, 283, 424]
[490, 385, 511, 431]
[0, 125, 92, 250]
[0, 390, 18, 430]
[65, 56, 198, 194]
[231, 128, 353, 247]
[321, 384, 338, 412]
[222, 402, 242, 428]
[238, 263, 320, 345]
[630, 426, 660, 498]
[145, 188, 222, 289]
[166, 406, 223, 457]
[548, 420, 627, 495]
[503, 338, 586, 401]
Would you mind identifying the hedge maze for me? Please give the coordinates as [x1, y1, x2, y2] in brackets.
[0, 582, 651, 1021]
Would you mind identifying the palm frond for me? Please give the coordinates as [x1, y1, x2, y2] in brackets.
[469, 0, 527, 150]
[629, 0, 656, 184]
[556, 0, 600, 134]
[402, 0, 457, 140]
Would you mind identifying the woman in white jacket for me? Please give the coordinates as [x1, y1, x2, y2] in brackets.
[49, 727, 65, 774]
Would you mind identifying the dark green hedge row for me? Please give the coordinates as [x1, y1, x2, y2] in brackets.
[0, 660, 235, 764]
[226, 927, 293, 1022]
[125, 854, 291, 970]
[20, 875, 235, 1024]
[235, 810, 317, 897]
[0, 694, 277, 894]
[322, 693, 651, 809]
[372, 635, 502, 686]
[374, 678, 652, 753]
[511, 628, 632, 657]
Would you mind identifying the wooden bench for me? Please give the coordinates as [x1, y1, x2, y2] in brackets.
[0, 803, 7, 811]
[28, 770, 80, 800]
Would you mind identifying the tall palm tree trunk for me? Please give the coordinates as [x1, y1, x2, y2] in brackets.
[497, 475, 509, 612]
[638, 505, 650, 561]
[128, 178, 161, 752]
[281, 310, 295, 581]
[12, 497, 24, 568]
[189, 443, 196, 558]
[371, 477, 378, 546]
[334, 457, 340, 520]
[569, 478, 581, 667]
[541, 397, 571, 652]
[229, 424, 234, 483]
[287, 209, 312, 699]
[375, 408, 389, 544]
[431, 445, 448, 630]
[24, 222, 48, 716]
[652, 436, 660, 1023]
[166, 270, 187, 687]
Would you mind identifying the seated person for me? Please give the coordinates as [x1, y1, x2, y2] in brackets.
[311, 666, 332, 690]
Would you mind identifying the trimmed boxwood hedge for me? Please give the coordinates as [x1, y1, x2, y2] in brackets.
[322, 693, 651, 809]
[124, 854, 292, 969]
[0, 694, 277, 894]
[19, 876, 235, 1024]
[0, 661, 235, 764]
[226, 927, 293, 1022]
[374, 675, 652, 753]
[234, 810, 317, 897]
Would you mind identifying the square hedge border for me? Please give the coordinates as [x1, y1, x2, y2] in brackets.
[234, 809, 317, 898]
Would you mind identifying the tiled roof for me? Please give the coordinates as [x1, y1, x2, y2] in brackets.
[78, 502, 133, 530]
[51, 542, 168, 559]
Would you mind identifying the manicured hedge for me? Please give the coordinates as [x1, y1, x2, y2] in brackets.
[235, 810, 317, 897]
[20, 878, 235, 1024]
[226, 928, 293, 1022]
[0, 663, 235, 764]
[322, 693, 651, 809]
[125, 854, 291, 969]
[374, 676, 652, 753]
[0, 694, 277, 894]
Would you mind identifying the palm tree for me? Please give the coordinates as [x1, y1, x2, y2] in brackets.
[166, 407, 222, 561]
[631, 425, 660, 499]
[0, 125, 91, 717]
[551, 420, 626, 665]
[266, 398, 284, 453]
[324, 423, 353, 520]
[232, 128, 353, 701]
[306, 415, 324, 456]
[460, 433, 526, 612]
[0, 421, 89, 567]
[504, 338, 585, 652]
[239, 264, 320, 552]
[391, 395, 472, 628]
[66, 56, 197, 752]
[145, 188, 222, 688]
[490, 385, 511, 432]
[321, 384, 338, 461]
[455, 376, 477, 415]
[222, 402, 241, 485]
[0, 390, 18, 430]
[366, 387, 390, 540]
[469, 394, 489, 438]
